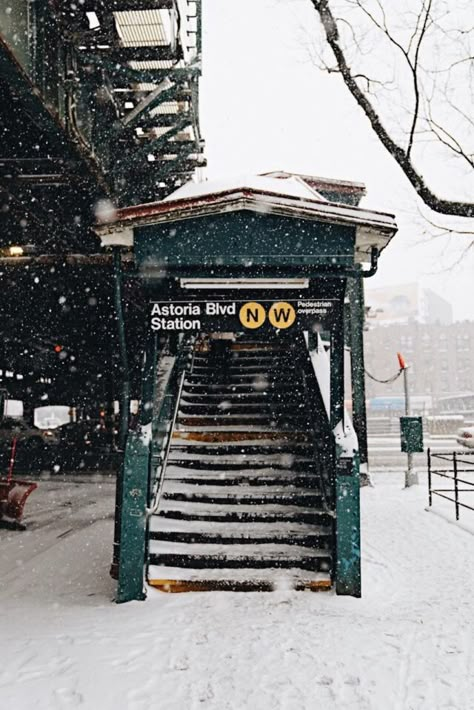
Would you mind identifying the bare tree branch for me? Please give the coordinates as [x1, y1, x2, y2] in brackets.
[407, 0, 433, 158]
[310, 0, 474, 218]
[425, 114, 474, 169]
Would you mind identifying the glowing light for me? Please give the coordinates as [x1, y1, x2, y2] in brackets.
[9, 246, 24, 256]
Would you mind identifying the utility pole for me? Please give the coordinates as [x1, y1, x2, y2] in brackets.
[398, 353, 419, 487]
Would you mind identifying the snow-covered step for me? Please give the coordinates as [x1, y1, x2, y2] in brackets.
[178, 403, 302, 415]
[231, 344, 286, 351]
[192, 361, 276, 370]
[162, 466, 317, 483]
[169, 442, 311, 455]
[178, 400, 298, 411]
[180, 391, 274, 402]
[185, 372, 279, 383]
[156, 500, 328, 519]
[176, 415, 277, 425]
[161, 458, 314, 473]
[174, 424, 306, 433]
[172, 430, 309, 442]
[149, 516, 329, 536]
[183, 382, 296, 392]
[166, 451, 313, 465]
[148, 543, 332, 575]
[149, 539, 331, 560]
[163, 462, 313, 476]
[159, 457, 314, 472]
[161, 480, 321, 498]
[162, 491, 323, 508]
[150, 531, 330, 548]
[193, 352, 280, 361]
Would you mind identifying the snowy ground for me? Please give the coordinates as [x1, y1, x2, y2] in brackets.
[1, 472, 474, 710]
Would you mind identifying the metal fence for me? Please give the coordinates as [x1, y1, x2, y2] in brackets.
[427, 448, 474, 520]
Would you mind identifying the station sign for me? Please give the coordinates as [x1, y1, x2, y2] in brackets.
[150, 299, 338, 332]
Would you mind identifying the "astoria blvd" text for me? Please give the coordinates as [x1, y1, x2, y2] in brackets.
[150, 302, 236, 331]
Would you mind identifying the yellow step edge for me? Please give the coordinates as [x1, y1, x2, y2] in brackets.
[148, 578, 332, 593]
[177, 417, 271, 427]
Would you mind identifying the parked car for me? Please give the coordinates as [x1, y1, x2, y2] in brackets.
[456, 426, 474, 449]
[0, 417, 62, 470]
[56, 421, 117, 455]
[0, 417, 60, 452]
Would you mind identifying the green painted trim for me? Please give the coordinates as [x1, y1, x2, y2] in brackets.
[347, 274, 368, 468]
[116, 429, 149, 603]
[136, 213, 356, 271]
[335, 455, 361, 597]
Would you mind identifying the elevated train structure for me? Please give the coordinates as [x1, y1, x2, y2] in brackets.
[0, 3, 399, 598]
[0, 0, 204, 418]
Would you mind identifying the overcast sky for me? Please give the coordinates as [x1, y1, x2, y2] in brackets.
[199, 0, 474, 321]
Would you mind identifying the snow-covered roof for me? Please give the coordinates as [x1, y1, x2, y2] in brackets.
[96, 171, 398, 262]
[263, 171, 366, 199]
[163, 174, 326, 202]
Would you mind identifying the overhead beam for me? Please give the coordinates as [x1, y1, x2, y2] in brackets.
[156, 154, 206, 178]
[144, 139, 198, 155]
[135, 111, 192, 128]
[78, 52, 200, 83]
[121, 154, 205, 197]
[108, 45, 182, 63]
[0, 253, 134, 267]
[101, 0, 174, 9]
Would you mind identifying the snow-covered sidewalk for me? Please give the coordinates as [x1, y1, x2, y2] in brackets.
[1, 473, 473, 709]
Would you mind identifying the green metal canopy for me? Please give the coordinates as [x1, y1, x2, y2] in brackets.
[96, 172, 397, 275]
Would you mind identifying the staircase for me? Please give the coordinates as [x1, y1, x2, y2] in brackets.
[146, 337, 334, 592]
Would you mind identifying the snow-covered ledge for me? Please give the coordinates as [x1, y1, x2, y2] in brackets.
[98, 227, 134, 249]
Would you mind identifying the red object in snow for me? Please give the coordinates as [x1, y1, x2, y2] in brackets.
[397, 352, 407, 370]
[0, 437, 38, 528]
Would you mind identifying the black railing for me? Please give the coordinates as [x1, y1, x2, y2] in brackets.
[297, 334, 336, 513]
[427, 448, 474, 520]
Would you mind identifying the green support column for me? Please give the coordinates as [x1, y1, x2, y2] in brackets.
[116, 430, 149, 603]
[335, 455, 361, 597]
[113, 248, 131, 451]
[347, 273, 370, 485]
[109, 247, 131, 580]
[115, 332, 156, 603]
[330, 287, 361, 597]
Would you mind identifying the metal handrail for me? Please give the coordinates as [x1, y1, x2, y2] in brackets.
[147, 370, 186, 516]
[189, 335, 198, 375]
[428, 448, 474, 520]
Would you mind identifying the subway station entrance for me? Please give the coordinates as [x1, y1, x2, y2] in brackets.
[96, 172, 397, 601]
